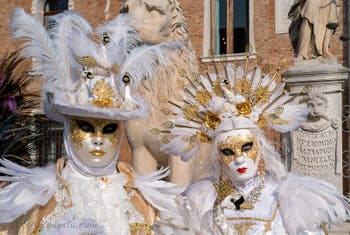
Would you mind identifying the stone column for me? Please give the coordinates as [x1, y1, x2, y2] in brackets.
[282, 59, 349, 193]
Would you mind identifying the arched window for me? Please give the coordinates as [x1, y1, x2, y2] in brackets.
[43, 0, 69, 27]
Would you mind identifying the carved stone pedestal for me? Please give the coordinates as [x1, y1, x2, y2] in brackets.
[282, 59, 349, 193]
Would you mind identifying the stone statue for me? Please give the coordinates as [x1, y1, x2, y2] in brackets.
[295, 91, 342, 178]
[120, 0, 211, 185]
[301, 91, 331, 131]
[288, 0, 339, 60]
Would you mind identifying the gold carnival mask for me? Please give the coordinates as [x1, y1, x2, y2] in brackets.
[70, 117, 121, 149]
[217, 132, 259, 166]
[69, 117, 122, 168]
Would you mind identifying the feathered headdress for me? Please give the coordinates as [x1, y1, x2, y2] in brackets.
[10, 8, 181, 122]
[153, 54, 308, 161]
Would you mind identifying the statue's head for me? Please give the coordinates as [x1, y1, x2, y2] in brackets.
[216, 129, 263, 182]
[307, 92, 329, 119]
[124, 0, 188, 44]
[68, 116, 122, 168]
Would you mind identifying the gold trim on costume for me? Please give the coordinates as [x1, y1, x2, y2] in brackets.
[213, 175, 234, 205]
[130, 223, 152, 235]
[234, 222, 255, 235]
[226, 204, 279, 233]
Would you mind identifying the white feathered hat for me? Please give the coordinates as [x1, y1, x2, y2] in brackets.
[155, 55, 308, 161]
[10, 8, 180, 122]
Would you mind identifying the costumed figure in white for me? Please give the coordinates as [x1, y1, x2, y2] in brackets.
[156, 56, 350, 234]
[0, 8, 183, 235]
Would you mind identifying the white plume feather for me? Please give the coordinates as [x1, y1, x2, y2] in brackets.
[48, 11, 93, 87]
[121, 41, 183, 85]
[10, 7, 66, 90]
[278, 173, 350, 235]
[67, 26, 100, 63]
[265, 101, 309, 133]
[96, 14, 142, 64]
[133, 167, 184, 217]
[0, 159, 56, 223]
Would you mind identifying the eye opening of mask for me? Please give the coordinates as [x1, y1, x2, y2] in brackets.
[102, 123, 119, 134]
[242, 142, 253, 152]
[76, 120, 94, 133]
[220, 148, 235, 156]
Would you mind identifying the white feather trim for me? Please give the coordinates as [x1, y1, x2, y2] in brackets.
[278, 173, 350, 235]
[48, 11, 93, 87]
[96, 14, 142, 64]
[182, 179, 217, 234]
[133, 168, 184, 217]
[266, 102, 309, 133]
[0, 159, 56, 223]
[11, 8, 66, 90]
[121, 41, 183, 85]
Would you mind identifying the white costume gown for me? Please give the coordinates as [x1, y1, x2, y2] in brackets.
[40, 162, 143, 235]
[184, 176, 325, 235]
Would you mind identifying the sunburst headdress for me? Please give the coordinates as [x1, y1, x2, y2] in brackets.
[153, 54, 308, 161]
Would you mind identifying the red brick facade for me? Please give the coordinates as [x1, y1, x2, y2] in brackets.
[0, 1, 347, 67]
[0, 0, 348, 162]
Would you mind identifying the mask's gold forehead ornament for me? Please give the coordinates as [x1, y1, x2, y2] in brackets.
[70, 117, 121, 149]
[153, 52, 308, 161]
[217, 134, 259, 166]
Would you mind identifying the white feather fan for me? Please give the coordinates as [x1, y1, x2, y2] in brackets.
[278, 173, 350, 235]
[133, 167, 184, 217]
[0, 159, 56, 223]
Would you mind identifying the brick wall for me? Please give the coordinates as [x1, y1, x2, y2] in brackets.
[1, 1, 346, 68]
[0, 0, 347, 164]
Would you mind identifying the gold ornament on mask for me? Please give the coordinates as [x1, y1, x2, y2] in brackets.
[204, 111, 221, 129]
[70, 117, 121, 149]
[218, 134, 259, 164]
[256, 115, 266, 128]
[236, 100, 252, 116]
[92, 79, 115, 107]
[253, 86, 270, 105]
[183, 134, 200, 152]
[196, 89, 212, 106]
[236, 77, 251, 97]
[213, 79, 224, 96]
[182, 104, 199, 121]
[265, 107, 291, 125]
[74, 55, 99, 69]
[198, 132, 211, 142]
[213, 175, 234, 205]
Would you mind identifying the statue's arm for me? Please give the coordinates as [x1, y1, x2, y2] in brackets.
[288, 0, 306, 20]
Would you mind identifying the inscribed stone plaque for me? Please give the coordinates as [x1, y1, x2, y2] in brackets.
[275, 0, 294, 34]
[292, 127, 337, 181]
